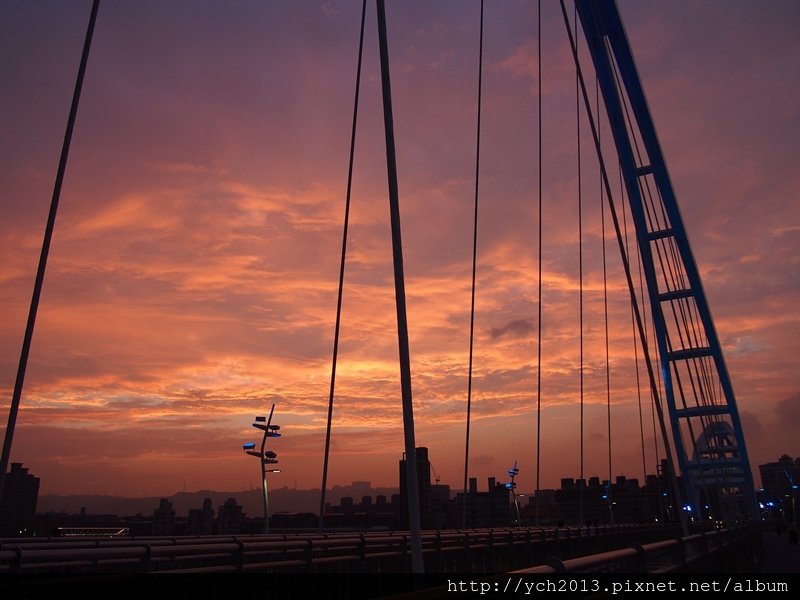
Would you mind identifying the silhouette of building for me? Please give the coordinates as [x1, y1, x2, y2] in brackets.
[429, 484, 450, 529]
[217, 497, 245, 534]
[270, 512, 318, 529]
[351, 481, 371, 494]
[0, 463, 40, 536]
[519, 488, 557, 523]
[152, 498, 176, 535]
[760, 455, 800, 503]
[322, 492, 397, 530]
[399, 447, 432, 529]
[551, 470, 668, 525]
[187, 498, 215, 535]
[453, 476, 511, 528]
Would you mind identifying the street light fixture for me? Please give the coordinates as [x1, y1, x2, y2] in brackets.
[242, 403, 282, 534]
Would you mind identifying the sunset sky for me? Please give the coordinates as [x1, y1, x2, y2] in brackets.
[1, 0, 798, 499]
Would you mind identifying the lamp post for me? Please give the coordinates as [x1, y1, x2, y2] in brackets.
[602, 481, 615, 524]
[785, 468, 798, 523]
[243, 403, 281, 534]
[505, 461, 521, 525]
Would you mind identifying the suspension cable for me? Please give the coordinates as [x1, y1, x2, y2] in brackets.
[0, 0, 101, 502]
[621, 156, 650, 491]
[462, 0, 484, 531]
[534, 0, 543, 526]
[575, 2, 585, 528]
[319, 0, 366, 532]
[633, 178, 662, 470]
[599, 83, 613, 522]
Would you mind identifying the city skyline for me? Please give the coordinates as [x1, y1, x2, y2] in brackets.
[17, 449, 800, 524]
[1, 1, 799, 497]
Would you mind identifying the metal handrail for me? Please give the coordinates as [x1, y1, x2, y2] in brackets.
[0, 523, 685, 573]
[512, 526, 756, 573]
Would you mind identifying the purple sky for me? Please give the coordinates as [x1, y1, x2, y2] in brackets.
[0, 0, 798, 497]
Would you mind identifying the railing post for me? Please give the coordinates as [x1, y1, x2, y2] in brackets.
[670, 536, 683, 568]
[482, 529, 497, 572]
[549, 556, 567, 572]
[234, 539, 245, 572]
[699, 530, 709, 564]
[140, 543, 152, 573]
[11, 545, 22, 574]
[434, 531, 442, 572]
[304, 539, 314, 571]
[400, 534, 409, 571]
[358, 533, 367, 573]
[459, 531, 466, 572]
[678, 534, 690, 567]
[523, 527, 532, 568]
[631, 543, 646, 572]
[539, 528, 547, 564]
[507, 529, 514, 571]
[565, 526, 573, 558]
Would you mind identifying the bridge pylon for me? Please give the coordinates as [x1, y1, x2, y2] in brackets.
[575, 0, 757, 523]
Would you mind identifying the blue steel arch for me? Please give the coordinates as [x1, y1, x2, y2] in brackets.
[575, 0, 757, 521]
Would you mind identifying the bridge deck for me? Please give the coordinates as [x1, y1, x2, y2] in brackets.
[761, 531, 800, 573]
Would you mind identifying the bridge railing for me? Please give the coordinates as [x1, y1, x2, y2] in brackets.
[0, 523, 683, 573]
[512, 525, 760, 573]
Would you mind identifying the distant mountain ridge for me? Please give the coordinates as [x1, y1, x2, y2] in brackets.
[38, 483, 400, 517]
